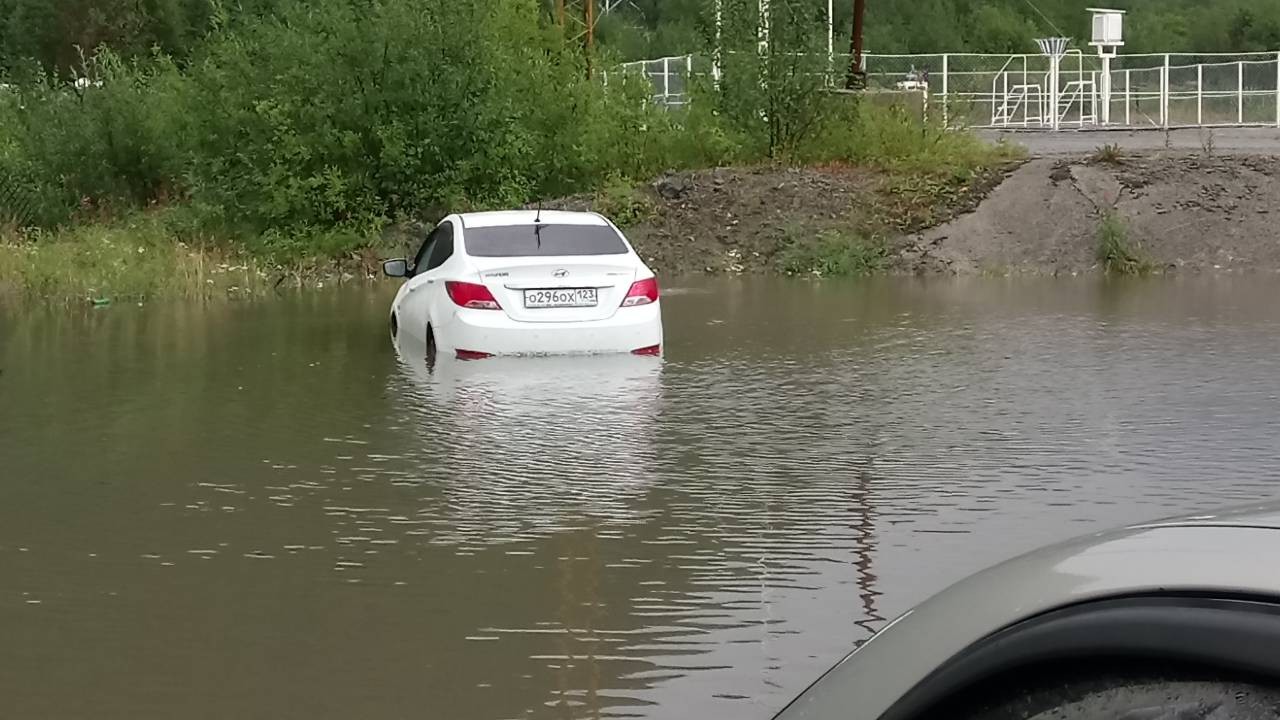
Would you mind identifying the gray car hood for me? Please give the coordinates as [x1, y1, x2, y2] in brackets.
[1134, 501, 1280, 530]
[775, 501, 1280, 720]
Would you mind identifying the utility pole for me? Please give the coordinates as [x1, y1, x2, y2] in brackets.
[846, 0, 866, 89]
[556, 0, 599, 77]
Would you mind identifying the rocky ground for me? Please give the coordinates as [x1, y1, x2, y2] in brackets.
[548, 148, 1280, 277]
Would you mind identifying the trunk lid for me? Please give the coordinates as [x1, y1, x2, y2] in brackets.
[472, 257, 638, 323]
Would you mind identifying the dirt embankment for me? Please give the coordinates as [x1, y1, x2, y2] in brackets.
[557, 152, 1280, 276]
[549, 164, 1010, 275]
[911, 153, 1280, 275]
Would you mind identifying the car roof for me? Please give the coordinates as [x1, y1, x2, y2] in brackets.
[457, 210, 608, 229]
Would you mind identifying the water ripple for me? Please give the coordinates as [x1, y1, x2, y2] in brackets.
[4, 279, 1280, 719]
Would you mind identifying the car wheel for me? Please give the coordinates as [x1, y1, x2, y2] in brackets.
[390, 313, 399, 338]
[956, 667, 1280, 720]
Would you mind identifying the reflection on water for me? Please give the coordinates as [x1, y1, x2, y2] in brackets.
[3, 277, 1280, 719]
[389, 344, 666, 542]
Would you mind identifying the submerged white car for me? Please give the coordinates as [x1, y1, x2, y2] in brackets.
[383, 210, 663, 359]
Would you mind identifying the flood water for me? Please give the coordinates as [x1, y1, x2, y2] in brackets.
[4, 277, 1280, 719]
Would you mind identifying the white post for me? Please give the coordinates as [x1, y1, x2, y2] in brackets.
[826, 0, 834, 85]
[941, 54, 949, 127]
[1125, 69, 1131, 125]
[1049, 55, 1061, 131]
[1238, 60, 1245, 124]
[663, 57, 670, 100]
[1023, 56, 1029, 126]
[1197, 63, 1203, 125]
[1091, 70, 1098, 125]
[1161, 54, 1170, 129]
[1100, 55, 1111, 125]
[686, 54, 693, 101]
[1276, 52, 1280, 127]
[991, 71, 997, 125]
[1001, 66, 1008, 123]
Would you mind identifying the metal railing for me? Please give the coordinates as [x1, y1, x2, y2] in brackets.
[617, 50, 1280, 130]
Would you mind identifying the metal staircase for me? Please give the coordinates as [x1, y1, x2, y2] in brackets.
[1056, 79, 1097, 125]
[992, 84, 1045, 126]
[990, 74, 1097, 128]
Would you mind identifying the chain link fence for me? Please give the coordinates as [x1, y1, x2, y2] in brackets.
[620, 49, 1280, 130]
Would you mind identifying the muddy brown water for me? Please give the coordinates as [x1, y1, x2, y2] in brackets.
[4, 277, 1280, 720]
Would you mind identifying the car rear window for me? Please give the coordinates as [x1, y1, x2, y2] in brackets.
[463, 224, 628, 257]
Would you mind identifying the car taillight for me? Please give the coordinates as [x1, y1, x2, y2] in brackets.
[446, 281, 501, 310]
[621, 277, 659, 307]
[632, 344, 661, 356]
[455, 349, 493, 360]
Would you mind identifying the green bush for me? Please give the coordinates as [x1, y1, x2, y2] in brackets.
[178, 0, 703, 255]
[593, 174, 654, 228]
[0, 49, 188, 225]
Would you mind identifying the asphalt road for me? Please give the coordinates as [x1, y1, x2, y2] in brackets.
[978, 127, 1280, 155]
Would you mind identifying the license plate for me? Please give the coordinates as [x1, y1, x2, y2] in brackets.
[523, 288, 598, 308]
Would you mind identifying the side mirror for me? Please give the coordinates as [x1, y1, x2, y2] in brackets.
[382, 258, 409, 278]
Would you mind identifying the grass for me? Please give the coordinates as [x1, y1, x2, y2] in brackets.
[0, 210, 369, 304]
[801, 100, 1026, 177]
[776, 228, 892, 277]
[1095, 210, 1153, 276]
[592, 174, 655, 229]
[1089, 143, 1123, 165]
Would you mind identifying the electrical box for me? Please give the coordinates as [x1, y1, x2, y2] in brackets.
[1088, 8, 1125, 47]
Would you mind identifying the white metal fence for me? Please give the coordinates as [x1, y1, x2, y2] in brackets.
[617, 50, 1280, 130]
[608, 54, 707, 106]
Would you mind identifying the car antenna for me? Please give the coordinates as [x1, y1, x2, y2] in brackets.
[534, 201, 544, 249]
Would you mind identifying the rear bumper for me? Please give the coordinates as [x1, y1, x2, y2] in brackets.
[436, 303, 662, 356]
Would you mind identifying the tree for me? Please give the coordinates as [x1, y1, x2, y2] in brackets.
[0, 0, 214, 73]
[715, 0, 831, 157]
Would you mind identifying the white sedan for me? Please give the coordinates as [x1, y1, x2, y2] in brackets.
[383, 210, 663, 359]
